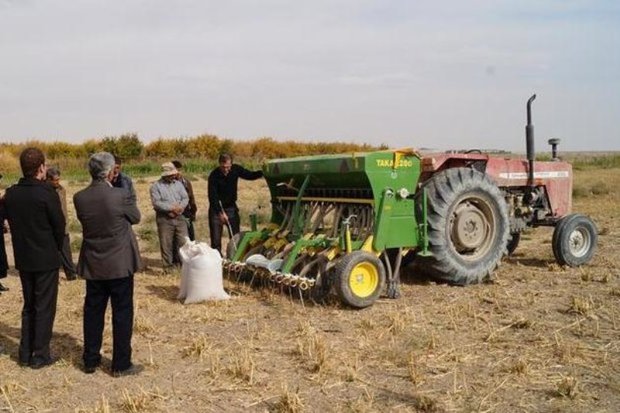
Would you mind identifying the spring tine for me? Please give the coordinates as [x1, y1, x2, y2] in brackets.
[248, 268, 258, 286]
[298, 287, 305, 309]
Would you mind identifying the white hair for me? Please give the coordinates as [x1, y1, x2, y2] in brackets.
[88, 152, 115, 180]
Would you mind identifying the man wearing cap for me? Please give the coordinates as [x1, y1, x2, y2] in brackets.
[150, 162, 189, 270]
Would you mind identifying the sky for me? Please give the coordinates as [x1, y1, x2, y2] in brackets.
[0, 0, 618, 152]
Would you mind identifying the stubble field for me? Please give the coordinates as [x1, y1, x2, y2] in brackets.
[0, 167, 619, 412]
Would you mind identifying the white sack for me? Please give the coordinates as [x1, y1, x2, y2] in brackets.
[178, 239, 230, 304]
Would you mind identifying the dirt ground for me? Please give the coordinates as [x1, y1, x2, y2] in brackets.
[0, 168, 618, 412]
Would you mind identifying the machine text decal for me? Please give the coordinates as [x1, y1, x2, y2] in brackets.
[376, 159, 413, 168]
[498, 171, 569, 180]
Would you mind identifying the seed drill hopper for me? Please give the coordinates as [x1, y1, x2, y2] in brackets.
[224, 95, 598, 308]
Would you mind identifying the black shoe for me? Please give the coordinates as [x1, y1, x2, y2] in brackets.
[30, 356, 57, 369]
[83, 364, 99, 374]
[0, 282, 8, 292]
[112, 363, 144, 378]
[66, 274, 78, 281]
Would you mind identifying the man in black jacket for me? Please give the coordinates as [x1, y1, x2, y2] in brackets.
[4, 147, 65, 368]
[207, 153, 263, 254]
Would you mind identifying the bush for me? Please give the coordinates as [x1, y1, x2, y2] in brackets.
[101, 133, 144, 160]
[590, 181, 611, 196]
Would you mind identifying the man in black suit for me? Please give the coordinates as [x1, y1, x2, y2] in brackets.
[4, 147, 65, 368]
[74, 152, 143, 377]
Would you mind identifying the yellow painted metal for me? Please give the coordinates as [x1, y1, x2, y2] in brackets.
[273, 239, 288, 251]
[325, 246, 340, 261]
[276, 196, 374, 205]
[361, 236, 375, 253]
[345, 226, 352, 253]
[348, 261, 380, 298]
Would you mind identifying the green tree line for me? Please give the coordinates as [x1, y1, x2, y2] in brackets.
[0, 133, 387, 180]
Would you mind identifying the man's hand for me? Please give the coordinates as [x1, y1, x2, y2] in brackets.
[168, 205, 184, 218]
[219, 211, 229, 224]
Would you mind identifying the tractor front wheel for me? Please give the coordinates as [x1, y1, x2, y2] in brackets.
[552, 214, 597, 266]
[334, 251, 386, 308]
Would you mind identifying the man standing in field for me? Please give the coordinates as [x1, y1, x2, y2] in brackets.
[150, 162, 189, 270]
[111, 155, 136, 201]
[74, 152, 143, 376]
[208, 153, 263, 255]
[172, 160, 197, 241]
[46, 166, 78, 280]
[4, 147, 65, 368]
[0, 174, 9, 293]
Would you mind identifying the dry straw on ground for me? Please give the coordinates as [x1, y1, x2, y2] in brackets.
[0, 168, 619, 412]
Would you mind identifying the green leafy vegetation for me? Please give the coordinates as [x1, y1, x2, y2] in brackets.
[0, 134, 384, 180]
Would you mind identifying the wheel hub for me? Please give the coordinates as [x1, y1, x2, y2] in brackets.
[349, 262, 379, 298]
[452, 202, 489, 250]
[569, 228, 590, 257]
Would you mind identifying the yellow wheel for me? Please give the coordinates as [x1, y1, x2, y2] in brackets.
[335, 251, 385, 308]
[349, 261, 379, 298]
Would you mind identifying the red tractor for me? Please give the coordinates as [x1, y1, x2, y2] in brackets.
[415, 94, 598, 285]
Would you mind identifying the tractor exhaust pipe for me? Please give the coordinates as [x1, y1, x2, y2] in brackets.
[525, 94, 536, 187]
[526, 94, 536, 187]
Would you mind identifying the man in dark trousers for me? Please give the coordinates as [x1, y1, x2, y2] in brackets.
[208, 153, 263, 254]
[46, 166, 78, 280]
[74, 152, 143, 377]
[0, 173, 9, 293]
[4, 147, 65, 368]
[172, 160, 197, 241]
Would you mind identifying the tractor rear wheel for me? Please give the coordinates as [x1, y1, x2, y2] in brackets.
[416, 168, 509, 285]
[552, 214, 597, 266]
[334, 251, 385, 308]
